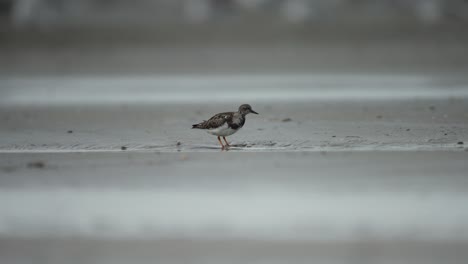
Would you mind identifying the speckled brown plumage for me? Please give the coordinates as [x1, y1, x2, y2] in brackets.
[192, 104, 258, 149]
[192, 112, 245, 130]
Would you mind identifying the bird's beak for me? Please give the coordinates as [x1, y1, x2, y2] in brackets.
[251, 110, 259, 114]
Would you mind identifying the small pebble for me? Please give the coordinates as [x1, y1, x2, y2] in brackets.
[282, 118, 292, 122]
[67, 130, 73, 133]
[176, 142, 182, 146]
[457, 141, 464, 145]
[121, 146, 127, 150]
[406, 129, 410, 131]
[429, 106, 436, 111]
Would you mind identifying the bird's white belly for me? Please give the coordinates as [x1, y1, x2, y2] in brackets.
[206, 123, 239, 137]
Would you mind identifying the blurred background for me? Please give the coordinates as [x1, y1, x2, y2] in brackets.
[1, 1, 468, 264]
[1, 0, 468, 75]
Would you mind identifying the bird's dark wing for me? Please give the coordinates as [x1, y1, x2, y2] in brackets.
[192, 112, 233, 129]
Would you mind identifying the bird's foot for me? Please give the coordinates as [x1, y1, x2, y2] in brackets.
[221, 145, 230, 151]
[222, 137, 231, 147]
[217, 136, 226, 150]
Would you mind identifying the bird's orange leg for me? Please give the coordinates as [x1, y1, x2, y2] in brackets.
[223, 137, 230, 147]
[217, 136, 225, 149]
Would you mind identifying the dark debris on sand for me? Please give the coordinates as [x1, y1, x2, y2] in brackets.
[27, 161, 45, 169]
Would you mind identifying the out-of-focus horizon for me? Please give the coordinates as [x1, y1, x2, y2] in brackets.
[4, 0, 468, 29]
[1, 0, 468, 75]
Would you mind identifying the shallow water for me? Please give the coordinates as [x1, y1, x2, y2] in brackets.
[2, 74, 468, 106]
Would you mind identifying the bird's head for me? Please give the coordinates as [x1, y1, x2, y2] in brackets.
[238, 104, 258, 115]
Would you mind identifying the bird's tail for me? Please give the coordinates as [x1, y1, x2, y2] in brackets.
[192, 120, 208, 129]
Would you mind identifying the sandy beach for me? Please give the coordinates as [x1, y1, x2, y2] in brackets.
[1, 73, 468, 263]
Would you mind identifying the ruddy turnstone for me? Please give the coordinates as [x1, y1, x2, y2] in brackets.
[192, 104, 258, 149]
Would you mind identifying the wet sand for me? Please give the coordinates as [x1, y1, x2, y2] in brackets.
[1, 74, 468, 263]
[1, 96, 467, 152]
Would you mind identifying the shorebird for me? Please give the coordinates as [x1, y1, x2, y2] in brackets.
[192, 104, 259, 149]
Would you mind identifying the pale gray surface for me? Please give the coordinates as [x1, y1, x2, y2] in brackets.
[1, 151, 468, 263]
[1, 238, 467, 264]
[1, 75, 468, 153]
[1, 93, 467, 152]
